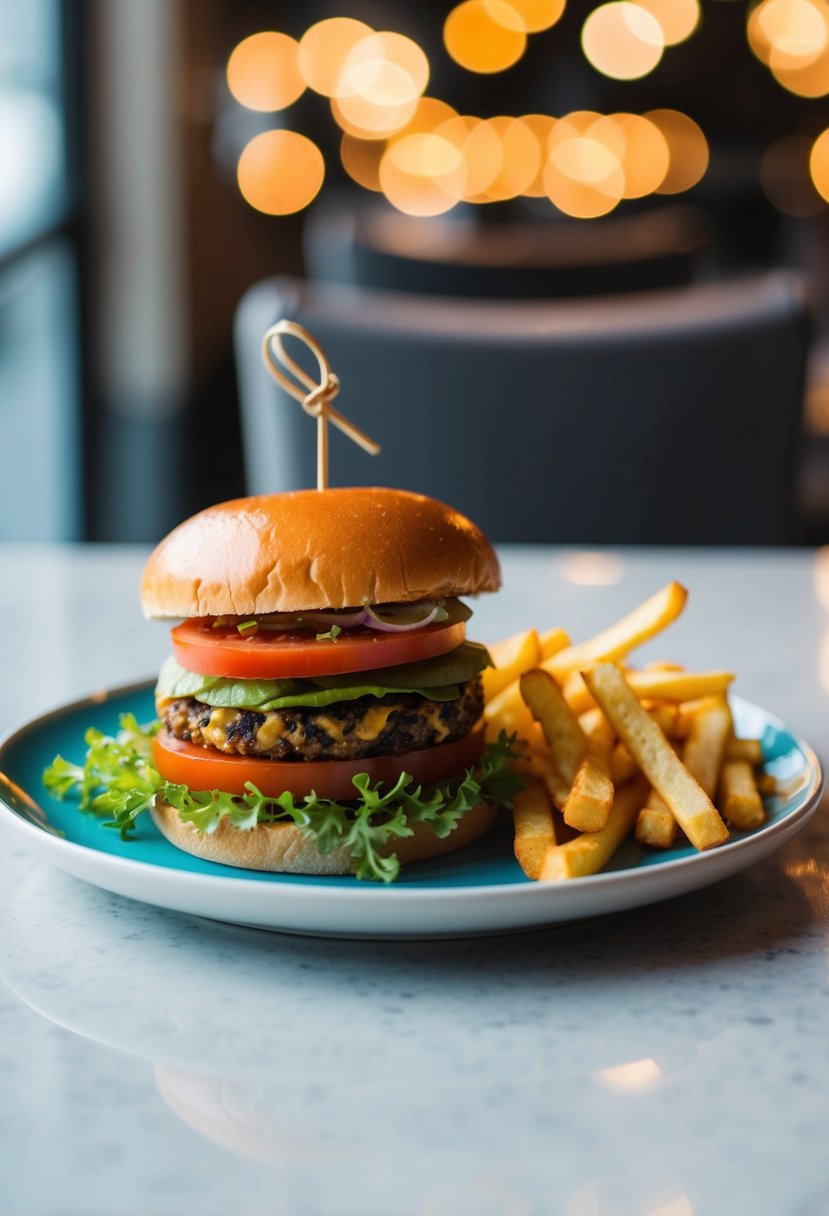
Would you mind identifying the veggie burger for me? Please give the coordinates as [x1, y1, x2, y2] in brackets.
[136, 486, 515, 881]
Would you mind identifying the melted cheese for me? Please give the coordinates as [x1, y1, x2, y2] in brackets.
[425, 706, 450, 742]
[316, 714, 347, 744]
[256, 716, 286, 750]
[203, 708, 238, 749]
[354, 705, 395, 742]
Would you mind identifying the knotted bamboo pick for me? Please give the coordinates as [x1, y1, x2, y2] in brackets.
[261, 320, 381, 491]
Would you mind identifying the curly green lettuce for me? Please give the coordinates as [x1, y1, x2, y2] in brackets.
[43, 716, 523, 883]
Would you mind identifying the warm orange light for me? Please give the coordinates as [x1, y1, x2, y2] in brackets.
[339, 32, 429, 106]
[759, 0, 829, 96]
[226, 32, 305, 112]
[810, 127, 829, 200]
[298, 17, 373, 97]
[521, 113, 557, 196]
[635, 0, 700, 46]
[771, 49, 829, 92]
[473, 116, 542, 201]
[544, 174, 621, 218]
[646, 109, 709, 193]
[592, 112, 670, 197]
[435, 115, 504, 198]
[394, 97, 459, 137]
[237, 130, 325, 215]
[749, 0, 829, 70]
[379, 132, 465, 216]
[444, 0, 528, 74]
[507, 0, 568, 33]
[329, 30, 429, 142]
[761, 134, 823, 215]
[340, 133, 385, 191]
[581, 2, 665, 79]
[544, 116, 624, 217]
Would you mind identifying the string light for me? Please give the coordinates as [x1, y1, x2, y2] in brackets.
[298, 18, 374, 97]
[635, 0, 701, 46]
[582, 2, 665, 79]
[443, 0, 528, 73]
[645, 109, 709, 193]
[226, 32, 305, 112]
[237, 130, 325, 215]
[379, 132, 466, 216]
[809, 127, 829, 200]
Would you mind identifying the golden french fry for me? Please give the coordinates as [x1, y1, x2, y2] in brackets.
[542, 582, 688, 680]
[525, 748, 570, 808]
[683, 696, 732, 798]
[645, 703, 680, 737]
[564, 670, 734, 718]
[583, 664, 729, 851]
[610, 742, 639, 785]
[539, 626, 571, 662]
[644, 660, 686, 672]
[639, 694, 733, 849]
[520, 669, 586, 784]
[562, 714, 615, 833]
[484, 678, 537, 744]
[513, 778, 557, 879]
[719, 760, 765, 830]
[635, 790, 677, 848]
[483, 628, 542, 702]
[756, 772, 777, 796]
[724, 737, 764, 766]
[540, 779, 648, 881]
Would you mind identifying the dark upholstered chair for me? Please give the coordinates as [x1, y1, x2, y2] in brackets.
[234, 272, 809, 544]
[303, 197, 712, 300]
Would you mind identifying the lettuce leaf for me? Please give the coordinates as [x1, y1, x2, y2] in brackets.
[156, 640, 491, 712]
[42, 717, 523, 883]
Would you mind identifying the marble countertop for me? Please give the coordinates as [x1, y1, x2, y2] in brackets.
[1, 543, 828, 1216]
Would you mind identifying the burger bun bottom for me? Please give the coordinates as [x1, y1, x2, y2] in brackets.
[150, 797, 498, 876]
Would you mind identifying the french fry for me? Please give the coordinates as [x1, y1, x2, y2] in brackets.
[683, 696, 732, 798]
[563, 669, 734, 717]
[756, 772, 777, 796]
[719, 760, 765, 830]
[539, 626, 572, 662]
[540, 779, 648, 881]
[610, 742, 639, 785]
[484, 679, 537, 744]
[637, 695, 732, 849]
[644, 660, 686, 672]
[513, 778, 557, 879]
[583, 664, 729, 851]
[483, 628, 542, 702]
[635, 790, 677, 849]
[562, 714, 615, 833]
[542, 582, 688, 680]
[724, 737, 764, 766]
[644, 703, 680, 737]
[525, 747, 570, 808]
[520, 669, 586, 784]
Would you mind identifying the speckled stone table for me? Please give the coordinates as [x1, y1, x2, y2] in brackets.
[1, 544, 828, 1216]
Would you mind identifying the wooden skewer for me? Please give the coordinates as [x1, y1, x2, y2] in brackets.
[261, 320, 381, 490]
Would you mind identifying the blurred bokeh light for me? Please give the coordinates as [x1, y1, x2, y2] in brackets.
[237, 129, 325, 214]
[226, 32, 305, 111]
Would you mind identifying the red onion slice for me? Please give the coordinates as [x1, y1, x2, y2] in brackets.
[362, 603, 440, 632]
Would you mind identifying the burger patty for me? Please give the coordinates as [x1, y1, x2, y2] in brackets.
[159, 676, 484, 762]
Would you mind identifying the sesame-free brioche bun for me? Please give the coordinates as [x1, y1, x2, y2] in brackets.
[150, 797, 497, 875]
[140, 487, 500, 619]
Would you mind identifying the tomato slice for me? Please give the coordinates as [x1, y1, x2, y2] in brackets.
[171, 618, 467, 679]
[153, 728, 485, 801]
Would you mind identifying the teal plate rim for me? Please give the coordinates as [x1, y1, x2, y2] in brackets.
[0, 679, 824, 903]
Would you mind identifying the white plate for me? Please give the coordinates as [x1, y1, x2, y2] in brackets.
[0, 682, 823, 938]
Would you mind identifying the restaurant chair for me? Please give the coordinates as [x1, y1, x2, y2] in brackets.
[303, 196, 712, 300]
[234, 271, 808, 544]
